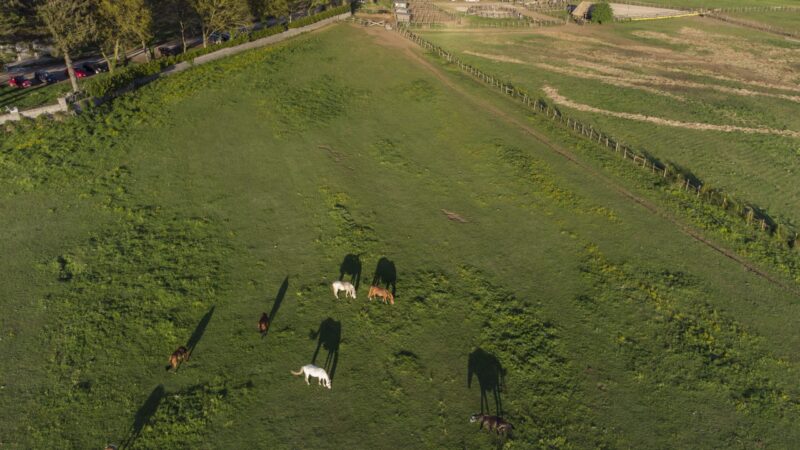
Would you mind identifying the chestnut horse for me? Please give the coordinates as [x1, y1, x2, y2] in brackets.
[368, 285, 394, 305]
[166, 346, 190, 372]
[258, 312, 270, 337]
[470, 413, 513, 435]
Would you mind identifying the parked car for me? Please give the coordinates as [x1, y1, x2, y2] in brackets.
[209, 31, 231, 45]
[66, 67, 89, 78]
[34, 70, 57, 84]
[158, 45, 180, 57]
[82, 62, 107, 74]
[8, 76, 32, 88]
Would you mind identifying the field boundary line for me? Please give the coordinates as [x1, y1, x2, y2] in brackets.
[372, 25, 800, 295]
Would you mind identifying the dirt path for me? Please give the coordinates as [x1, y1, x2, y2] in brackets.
[356, 24, 799, 296]
[544, 86, 800, 138]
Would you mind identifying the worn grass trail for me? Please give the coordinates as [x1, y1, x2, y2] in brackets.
[1, 24, 799, 449]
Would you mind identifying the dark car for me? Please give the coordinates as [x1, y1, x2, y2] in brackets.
[158, 45, 180, 57]
[82, 62, 107, 74]
[34, 70, 57, 84]
[66, 67, 89, 78]
[209, 31, 230, 45]
[8, 76, 32, 88]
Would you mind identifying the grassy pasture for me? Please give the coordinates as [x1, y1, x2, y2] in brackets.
[417, 17, 800, 228]
[1, 24, 800, 449]
[725, 9, 800, 31]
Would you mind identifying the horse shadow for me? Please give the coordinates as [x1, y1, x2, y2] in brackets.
[123, 384, 165, 448]
[261, 276, 289, 338]
[371, 257, 397, 296]
[339, 254, 362, 290]
[310, 318, 341, 380]
[186, 305, 215, 355]
[468, 348, 505, 416]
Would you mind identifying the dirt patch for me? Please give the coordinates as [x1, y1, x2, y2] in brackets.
[543, 85, 800, 138]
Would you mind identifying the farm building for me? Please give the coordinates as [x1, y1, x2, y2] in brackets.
[393, 1, 408, 7]
[396, 11, 411, 22]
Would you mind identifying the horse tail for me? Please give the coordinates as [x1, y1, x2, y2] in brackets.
[291, 368, 304, 376]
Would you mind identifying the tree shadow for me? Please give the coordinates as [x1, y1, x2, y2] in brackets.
[468, 348, 505, 416]
[310, 318, 341, 381]
[339, 254, 362, 290]
[264, 276, 289, 337]
[186, 305, 215, 355]
[123, 384, 165, 448]
[371, 257, 397, 296]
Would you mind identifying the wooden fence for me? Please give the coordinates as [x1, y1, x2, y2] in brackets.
[704, 13, 800, 39]
[392, 26, 798, 246]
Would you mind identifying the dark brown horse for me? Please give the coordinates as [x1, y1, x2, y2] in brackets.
[166, 346, 190, 372]
[470, 413, 513, 435]
[258, 312, 270, 337]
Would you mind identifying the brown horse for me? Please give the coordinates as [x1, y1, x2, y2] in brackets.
[470, 413, 513, 435]
[166, 346, 190, 372]
[258, 312, 270, 337]
[368, 285, 394, 305]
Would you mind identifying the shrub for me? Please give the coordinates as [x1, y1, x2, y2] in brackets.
[590, 2, 613, 24]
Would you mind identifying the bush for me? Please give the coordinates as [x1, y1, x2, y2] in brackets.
[289, 5, 351, 28]
[590, 2, 613, 24]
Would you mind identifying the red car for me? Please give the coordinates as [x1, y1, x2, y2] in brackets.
[8, 76, 32, 88]
[66, 67, 89, 78]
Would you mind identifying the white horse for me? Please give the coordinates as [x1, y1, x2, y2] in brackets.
[291, 364, 332, 389]
[331, 280, 356, 299]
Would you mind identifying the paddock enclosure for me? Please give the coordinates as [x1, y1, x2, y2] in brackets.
[1, 17, 800, 450]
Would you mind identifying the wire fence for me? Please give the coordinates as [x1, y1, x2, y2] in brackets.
[392, 26, 798, 246]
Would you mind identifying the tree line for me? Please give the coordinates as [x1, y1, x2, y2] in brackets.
[1, 0, 338, 92]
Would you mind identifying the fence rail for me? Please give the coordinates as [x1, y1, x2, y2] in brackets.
[391, 25, 798, 246]
[704, 12, 800, 39]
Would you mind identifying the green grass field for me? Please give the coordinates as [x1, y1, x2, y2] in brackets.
[2, 24, 800, 449]
[726, 9, 800, 31]
[417, 18, 800, 230]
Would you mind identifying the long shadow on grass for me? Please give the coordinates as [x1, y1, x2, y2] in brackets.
[371, 257, 397, 296]
[339, 254, 362, 290]
[310, 318, 341, 380]
[123, 384, 165, 448]
[187, 305, 215, 355]
[468, 348, 505, 416]
[264, 276, 289, 337]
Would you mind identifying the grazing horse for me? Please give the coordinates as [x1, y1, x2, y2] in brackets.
[291, 364, 332, 389]
[331, 280, 357, 300]
[258, 312, 270, 337]
[166, 346, 190, 372]
[470, 413, 513, 435]
[368, 285, 394, 305]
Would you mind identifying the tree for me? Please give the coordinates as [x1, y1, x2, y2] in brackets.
[97, 0, 153, 63]
[38, 0, 96, 93]
[0, 0, 45, 45]
[590, 2, 613, 24]
[149, 0, 199, 54]
[264, 0, 290, 23]
[190, 0, 250, 48]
